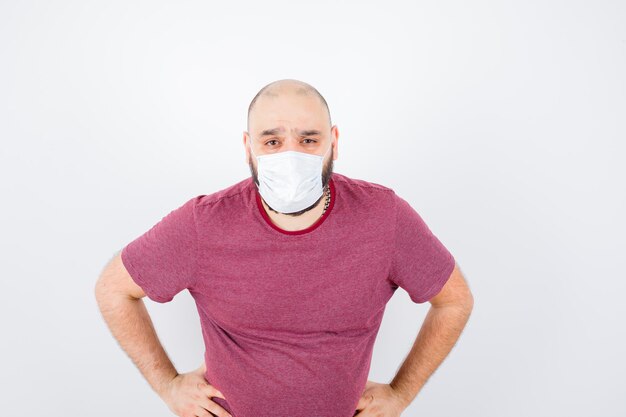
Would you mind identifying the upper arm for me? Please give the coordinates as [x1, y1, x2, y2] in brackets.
[388, 191, 458, 304]
[95, 250, 147, 300]
[427, 262, 474, 309]
[115, 197, 198, 303]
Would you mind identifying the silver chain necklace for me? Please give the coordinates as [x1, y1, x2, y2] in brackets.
[321, 184, 331, 216]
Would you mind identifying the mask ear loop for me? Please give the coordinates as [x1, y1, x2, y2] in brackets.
[322, 140, 333, 158]
[249, 140, 258, 159]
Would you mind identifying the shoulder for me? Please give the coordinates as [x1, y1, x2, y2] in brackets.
[331, 172, 397, 211]
[190, 177, 254, 208]
[331, 172, 394, 193]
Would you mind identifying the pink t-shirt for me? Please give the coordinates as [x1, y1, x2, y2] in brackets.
[120, 172, 455, 417]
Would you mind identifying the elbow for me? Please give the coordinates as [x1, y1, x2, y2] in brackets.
[94, 273, 112, 307]
[454, 284, 474, 316]
[463, 291, 474, 314]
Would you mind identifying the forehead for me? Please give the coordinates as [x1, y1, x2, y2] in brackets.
[249, 93, 328, 133]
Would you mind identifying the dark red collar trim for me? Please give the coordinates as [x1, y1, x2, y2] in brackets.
[254, 177, 336, 235]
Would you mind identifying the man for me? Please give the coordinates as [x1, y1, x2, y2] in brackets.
[95, 79, 474, 417]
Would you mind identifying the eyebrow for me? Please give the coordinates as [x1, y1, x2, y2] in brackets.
[259, 127, 322, 137]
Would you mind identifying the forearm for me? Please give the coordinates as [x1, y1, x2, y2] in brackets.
[389, 303, 472, 408]
[96, 292, 178, 398]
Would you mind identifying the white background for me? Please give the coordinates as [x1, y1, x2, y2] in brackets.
[1, 1, 624, 416]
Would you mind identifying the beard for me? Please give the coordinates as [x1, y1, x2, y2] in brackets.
[248, 148, 334, 217]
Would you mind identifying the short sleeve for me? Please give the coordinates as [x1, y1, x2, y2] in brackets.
[120, 197, 198, 303]
[388, 192, 456, 303]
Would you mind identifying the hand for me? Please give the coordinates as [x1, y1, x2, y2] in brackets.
[353, 380, 406, 416]
[161, 363, 232, 417]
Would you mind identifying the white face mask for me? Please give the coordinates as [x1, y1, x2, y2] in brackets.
[250, 140, 332, 214]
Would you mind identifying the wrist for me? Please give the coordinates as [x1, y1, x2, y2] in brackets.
[155, 371, 179, 401]
[388, 381, 414, 410]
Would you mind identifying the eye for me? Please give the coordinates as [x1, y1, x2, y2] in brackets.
[265, 139, 279, 146]
[303, 138, 317, 144]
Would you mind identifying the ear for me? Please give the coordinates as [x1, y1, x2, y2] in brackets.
[330, 125, 339, 160]
[330, 125, 339, 142]
[243, 131, 251, 163]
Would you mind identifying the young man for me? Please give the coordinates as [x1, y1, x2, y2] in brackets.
[95, 79, 474, 417]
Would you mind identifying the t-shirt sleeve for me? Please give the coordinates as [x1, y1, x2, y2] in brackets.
[388, 191, 456, 304]
[120, 197, 198, 303]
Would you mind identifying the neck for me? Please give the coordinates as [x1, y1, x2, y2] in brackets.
[260, 186, 329, 232]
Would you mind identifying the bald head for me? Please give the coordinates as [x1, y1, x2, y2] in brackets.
[247, 79, 331, 132]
